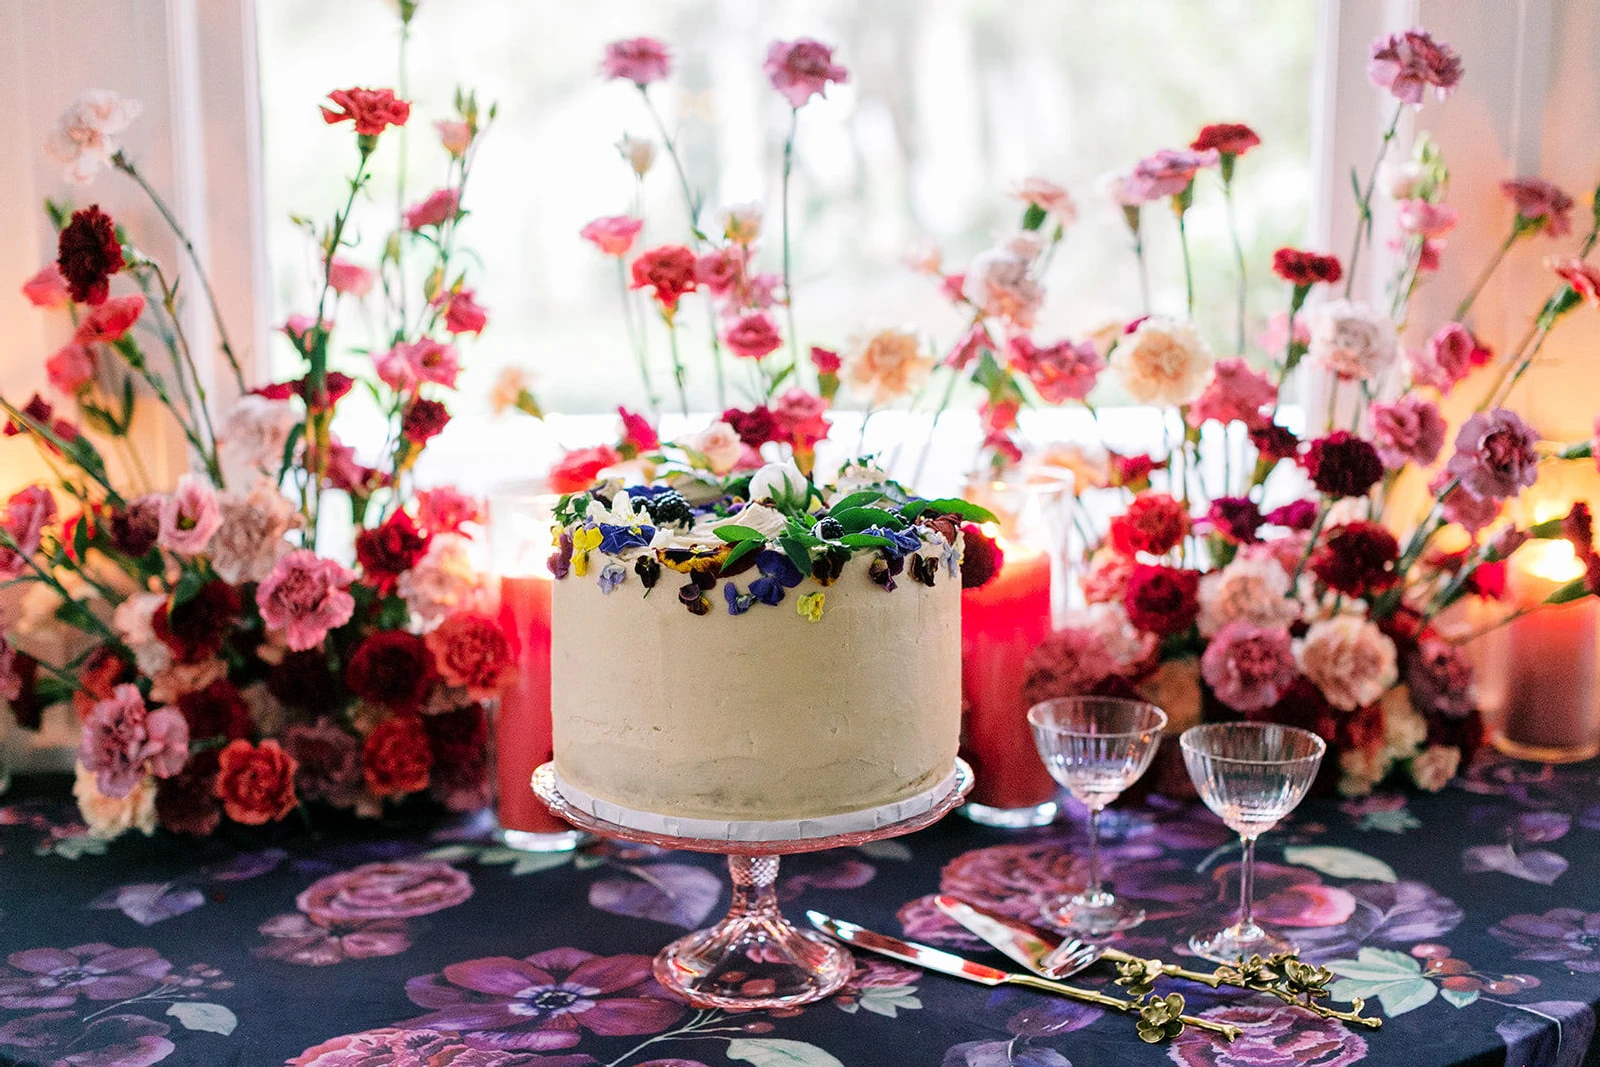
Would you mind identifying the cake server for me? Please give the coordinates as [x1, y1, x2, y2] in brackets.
[932, 895, 1221, 987]
[805, 911, 1241, 1042]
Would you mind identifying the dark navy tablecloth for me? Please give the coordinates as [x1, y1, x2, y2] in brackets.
[2, 754, 1599, 1067]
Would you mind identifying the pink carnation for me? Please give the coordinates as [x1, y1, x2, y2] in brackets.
[1081, 551, 1135, 605]
[723, 312, 782, 360]
[580, 215, 643, 258]
[1408, 322, 1479, 394]
[1187, 357, 1276, 429]
[1367, 28, 1464, 106]
[1396, 199, 1458, 238]
[695, 248, 746, 298]
[326, 258, 374, 297]
[1007, 336, 1103, 404]
[1445, 408, 1540, 501]
[404, 189, 459, 231]
[157, 473, 222, 556]
[1370, 395, 1446, 468]
[256, 550, 356, 652]
[1431, 471, 1502, 534]
[21, 264, 70, 308]
[78, 683, 189, 798]
[0, 485, 57, 578]
[1201, 621, 1299, 713]
[416, 487, 481, 535]
[1501, 178, 1575, 237]
[434, 288, 488, 335]
[764, 38, 849, 108]
[601, 37, 671, 86]
[46, 342, 96, 395]
[391, 338, 461, 390]
[1021, 626, 1114, 707]
[1124, 147, 1218, 203]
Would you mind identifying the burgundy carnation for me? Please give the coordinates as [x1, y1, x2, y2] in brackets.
[1206, 497, 1264, 544]
[1309, 521, 1399, 596]
[156, 748, 222, 836]
[152, 580, 242, 663]
[57, 206, 124, 305]
[356, 510, 430, 593]
[722, 405, 781, 448]
[401, 397, 450, 444]
[281, 718, 362, 807]
[958, 522, 1004, 590]
[1272, 248, 1344, 287]
[345, 630, 434, 712]
[266, 649, 345, 714]
[1250, 422, 1301, 462]
[1265, 499, 1320, 531]
[110, 495, 162, 556]
[298, 371, 355, 411]
[1301, 431, 1384, 499]
[424, 704, 491, 812]
[1123, 563, 1200, 636]
[176, 679, 252, 742]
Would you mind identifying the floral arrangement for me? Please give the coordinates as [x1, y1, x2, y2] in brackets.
[998, 26, 1600, 795]
[0, 6, 513, 838]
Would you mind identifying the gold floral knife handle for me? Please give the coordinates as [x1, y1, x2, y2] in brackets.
[1110, 950, 1383, 1030]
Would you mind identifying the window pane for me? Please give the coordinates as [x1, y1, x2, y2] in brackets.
[256, 0, 1315, 427]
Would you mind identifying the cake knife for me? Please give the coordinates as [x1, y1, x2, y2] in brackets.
[805, 911, 1241, 1042]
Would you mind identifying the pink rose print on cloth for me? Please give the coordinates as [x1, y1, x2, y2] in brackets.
[290, 1026, 596, 1066]
[1168, 1004, 1368, 1067]
[255, 860, 473, 967]
[402, 947, 686, 1051]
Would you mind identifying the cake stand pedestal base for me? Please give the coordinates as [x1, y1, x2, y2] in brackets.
[532, 760, 972, 1011]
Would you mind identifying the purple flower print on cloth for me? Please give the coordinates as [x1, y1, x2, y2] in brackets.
[1287, 881, 1464, 962]
[0, 944, 172, 1010]
[0, 1011, 176, 1067]
[403, 947, 686, 1051]
[290, 1026, 594, 1066]
[298, 860, 472, 922]
[1168, 1004, 1367, 1066]
[1491, 909, 1600, 973]
[253, 912, 413, 967]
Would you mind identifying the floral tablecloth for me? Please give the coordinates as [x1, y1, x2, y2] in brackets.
[2, 755, 1599, 1067]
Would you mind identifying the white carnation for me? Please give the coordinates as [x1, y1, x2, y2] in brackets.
[45, 90, 142, 185]
[217, 395, 300, 485]
[1111, 317, 1215, 406]
[1197, 556, 1302, 637]
[398, 534, 489, 625]
[210, 483, 299, 584]
[1308, 300, 1397, 382]
[1298, 615, 1398, 712]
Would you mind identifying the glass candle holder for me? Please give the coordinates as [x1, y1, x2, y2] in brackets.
[488, 487, 586, 851]
[958, 474, 1074, 827]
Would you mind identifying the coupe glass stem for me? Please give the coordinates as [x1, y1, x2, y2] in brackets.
[1236, 834, 1257, 936]
[1085, 805, 1106, 906]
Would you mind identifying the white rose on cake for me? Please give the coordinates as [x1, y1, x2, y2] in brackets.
[748, 460, 809, 509]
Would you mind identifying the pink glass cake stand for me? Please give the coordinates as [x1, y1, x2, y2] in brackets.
[532, 759, 973, 1011]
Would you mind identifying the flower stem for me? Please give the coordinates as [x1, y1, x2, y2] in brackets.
[780, 108, 803, 386]
[666, 315, 690, 418]
[1345, 103, 1405, 300]
[114, 154, 247, 394]
[1132, 225, 1151, 315]
[1223, 177, 1247, 354]
[1454, 227, 1519, 322]
[1288, 504, 1328, 588]
[617, 258, 660, 415]
[912, 367, 962, 490]
[1176, 209, 1195, 319]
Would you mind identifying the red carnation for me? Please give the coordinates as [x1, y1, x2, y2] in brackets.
[548, 445, 622, 493]
[1109, 493, 1191, 557]
[214, 739, 298, 825]
[1265, 499, 1319, 531]
[1468, 560, 1508, 600]
[810, 346, 842, 375]
[1206, 497, 1264, 544]
[1191, 122, 1260, 156]
[1272, 248, 1343, 287]
[152, 580, 242, 663]
[425, 611, 515, 699]
[1250, 422, 1301, 461]
[74, 294, 145, 343]
[722, 405, 781, 448]
[617, 407, 660, 452]
[1301, 431, 1383, 499]
[362, 714, 433, 798]
[298, 371, 355, 410]
[1123, 563, 1200, 635]
[630, 245, 699, 313]
[1109, 453, 1163, 491]
[57, 206, 124, 306]
[177, 680, 252, 742]
[401, 397, 450, 444]
[959, 522, 1004, 590]
[320, 87, 411, 137]
[346, 630, 434, 713]
[355, 510, 430, 593]
[1310, 521, 1400, 596]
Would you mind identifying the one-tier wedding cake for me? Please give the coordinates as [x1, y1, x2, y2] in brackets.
[548, 462, 968, 831]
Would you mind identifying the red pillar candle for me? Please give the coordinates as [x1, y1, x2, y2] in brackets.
[960, 541, 1059, 809]
[494, 571, 571, 833]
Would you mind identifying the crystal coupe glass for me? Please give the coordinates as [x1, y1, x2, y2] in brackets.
[1028, 697, 1167, 936]
[1181, 722, 1325, 962]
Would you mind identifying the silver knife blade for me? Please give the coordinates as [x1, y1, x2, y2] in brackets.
[805, 910, 1009, 987]
[933, 895, 1061, 975]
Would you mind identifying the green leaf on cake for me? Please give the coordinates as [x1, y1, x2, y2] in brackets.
[714, 524, 769, 543]
[840, 533, 896, 549]
[920, 498, 998, 524]
[830, 507, 907, 533]
[829, 489, 887, 512]
[779, 536, 814, 575]
[721, 538, 765, 572]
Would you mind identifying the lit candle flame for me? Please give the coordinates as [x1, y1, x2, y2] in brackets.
[1516, 539, 1586, 584]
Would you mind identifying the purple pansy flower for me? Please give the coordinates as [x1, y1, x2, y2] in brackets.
[754, 549, 804, 587]
[1491, 909, 1600, 973]
[254, 912, 413, 967]
[548, 532, 573, 579]
[597, 563, 626, 594]
[0, 944, 172, 1010]
[863, 526, 923, 560]
[724, 582, 755, 615]
[597, 522, 655, 555]
[403, 947, 685, 1051]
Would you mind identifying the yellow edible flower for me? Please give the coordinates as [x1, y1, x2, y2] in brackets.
[797, 591, 825, 623]
[572, 525, 603, 577]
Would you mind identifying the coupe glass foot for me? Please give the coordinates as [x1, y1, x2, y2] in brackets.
[1188, 922, 1294, 964]
[1043, 891, 1146, 937]
[652, 856, 853, 1009]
